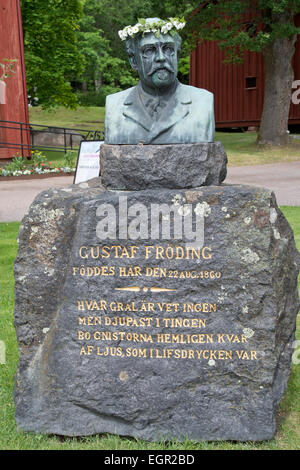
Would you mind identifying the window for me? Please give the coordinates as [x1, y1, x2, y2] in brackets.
[245, 77, 257, 89]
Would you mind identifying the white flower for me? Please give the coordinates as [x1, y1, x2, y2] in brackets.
[118, 18, 185, 41]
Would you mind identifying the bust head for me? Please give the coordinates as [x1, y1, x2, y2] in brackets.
[123, 18, 183, 94]
[106, 18, 215, 145]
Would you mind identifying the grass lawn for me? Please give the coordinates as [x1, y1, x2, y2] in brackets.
[215, 131, 300, 167]
[28, 106, 300, 168]
[0, 208, 299, 450]
[29, 106, 105, 131]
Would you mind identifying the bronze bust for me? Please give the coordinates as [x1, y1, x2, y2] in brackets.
[104, 18, 215, 145]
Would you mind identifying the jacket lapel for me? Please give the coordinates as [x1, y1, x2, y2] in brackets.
[147, 83, 191, 142]
[122, 86, 153, 133]
[122, 82, 191, 143]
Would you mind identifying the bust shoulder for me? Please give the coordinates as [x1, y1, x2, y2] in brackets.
[179, 83, 214, 105]
[105, 86, 136, 107]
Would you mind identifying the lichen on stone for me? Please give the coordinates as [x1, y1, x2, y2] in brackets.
[194, 201, 211, 217]
[241, 248, 260, 264]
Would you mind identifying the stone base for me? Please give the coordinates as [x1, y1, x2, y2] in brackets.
[100, 142, 227, 190]
[14, 179, 299, 441]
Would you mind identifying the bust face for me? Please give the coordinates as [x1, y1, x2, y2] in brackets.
[130, 33, 179, 92]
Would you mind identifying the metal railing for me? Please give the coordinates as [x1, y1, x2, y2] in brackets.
[0, 119, 105, 157]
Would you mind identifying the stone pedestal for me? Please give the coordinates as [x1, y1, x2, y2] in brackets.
[100, 142, 227, 190]
[14, 178, 300, 441]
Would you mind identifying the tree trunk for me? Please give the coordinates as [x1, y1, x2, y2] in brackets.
[94, 62, 102, 91]
[257, 24, 296, 145]
[94, 74, 102, 91]
[81, 81, 88, 92]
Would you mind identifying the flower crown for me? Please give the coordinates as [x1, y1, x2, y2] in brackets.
[118, 17, 186, 41]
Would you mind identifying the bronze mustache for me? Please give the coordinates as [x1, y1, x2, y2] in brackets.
[148, 65, 174, 76]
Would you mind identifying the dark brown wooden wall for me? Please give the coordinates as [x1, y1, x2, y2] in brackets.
[190, 14, 300, 128]
[0, 0, 30, 159]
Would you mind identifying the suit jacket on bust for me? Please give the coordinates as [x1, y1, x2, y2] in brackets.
[104, 81, 215, 145]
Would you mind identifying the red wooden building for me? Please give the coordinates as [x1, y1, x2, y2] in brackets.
[0, 0, 30, 159]
[190, 13, 300, 129]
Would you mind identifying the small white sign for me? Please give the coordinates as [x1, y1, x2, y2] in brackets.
[74, 140, 102, 184]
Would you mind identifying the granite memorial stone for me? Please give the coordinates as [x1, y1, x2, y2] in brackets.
[14, 180, 300, 440]
[100, 142, 227, 190]
[14, 17, 300, 442]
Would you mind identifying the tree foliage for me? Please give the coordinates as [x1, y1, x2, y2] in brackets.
[77, 0, 139, 102]
[76, 0, 159, 99]
[75, 0, 199, 101]
[21, 0, 85, 108]
[20, 0, 300, 145]
[21, 0, 200, 107]
[184, 1, 300, 145]
[185, 0, 300, 62]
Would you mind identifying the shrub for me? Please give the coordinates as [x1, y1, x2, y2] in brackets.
[63, 150, 77, 168]
[77, 86, 121, 107]
[4, 154, 26, 172]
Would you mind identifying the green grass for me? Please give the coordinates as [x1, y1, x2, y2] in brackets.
[0, 208, 299, 450]
[37, 130, 300, 178]
[28, 106, 106, 168]
[215, 131, 300, 167]
[282, 207, 300, 256]
[29, 106, 105, 131]
[28, 106, 300, 167]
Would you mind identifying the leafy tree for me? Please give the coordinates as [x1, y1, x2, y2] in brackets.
[144, 0, 199, 83]
[76, 0, 138, 103]
[185, 0, 300, 146]
[146, 0, 197, 19]
[21, 0, 85, 108]
[75, 0, 198, 101]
